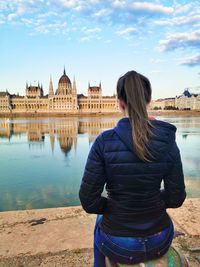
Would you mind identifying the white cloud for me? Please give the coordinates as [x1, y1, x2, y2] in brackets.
[180, 54, 200, 66]
[30, 20, 68, 35]
[0, 0, 198, 48]
[58, 0, 100, 11]
[21, 18, 33, 25]
[82, 27, 101, 35]
[58, 0, 79, 8]
[35, 25, 49, 34]
[93, 8, 112, 17]
[17, 4, 26, 15]
[174, 3, 192, 14]
[90, 0, 100, 3]
[112, 1, 174, 14]
[175, 14, 200, 26]
[158, 30, 200, 51]
[80, 27, 102, 42]
[6, 2, 27, 21]
[130, 2, 173, 15]
[153, 20, 169, 26]
[112, 0, 126, 8]
[154, 13, 200, 27]
[116, 27, 136, 36]
[37, 11, 58, 18]
[80, 36, 90, 42]
[7, 13, 17, 21]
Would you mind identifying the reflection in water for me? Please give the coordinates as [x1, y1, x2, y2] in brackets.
[0, 116, 199, 211]
[0, 117, 119, 211]
[0, 117, 117, 155]
[182, 134, 188, 139]
[185, 179, 200, 198]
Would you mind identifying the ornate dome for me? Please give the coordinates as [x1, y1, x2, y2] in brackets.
[59, 68, 71, 84]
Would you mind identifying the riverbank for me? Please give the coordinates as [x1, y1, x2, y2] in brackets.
[149, 110, 200, 117]
[0, 199, 200, 266]
[0, 112, 122, 118]
[0, 110, 200, 118]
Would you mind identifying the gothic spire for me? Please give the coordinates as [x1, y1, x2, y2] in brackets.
[40, 83, 44, 96]
[73, 75, 77, 94]
[49, 75, 54, 96]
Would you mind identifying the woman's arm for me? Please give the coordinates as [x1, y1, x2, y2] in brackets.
[161, 142, 186, 208]
[79, 133, 107, 214]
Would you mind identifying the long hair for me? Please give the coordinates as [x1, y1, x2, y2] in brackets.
[117, 70, 155, 162]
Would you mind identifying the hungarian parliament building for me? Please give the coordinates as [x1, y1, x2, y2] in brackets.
[0, 69, 119, 114]
[0, 69, 200, 113]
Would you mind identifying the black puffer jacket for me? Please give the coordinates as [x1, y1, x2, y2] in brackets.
[79, 117, 186, 237]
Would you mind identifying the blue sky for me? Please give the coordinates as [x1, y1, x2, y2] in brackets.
[0, 0, 200, 99]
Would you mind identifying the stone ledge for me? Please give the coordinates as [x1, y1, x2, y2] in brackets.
[0, 199, 200, 266]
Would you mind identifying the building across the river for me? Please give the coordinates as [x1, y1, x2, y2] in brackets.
[175, 89, 200, 110]
[0, 69, 119, 114]
[1, 70, 200, 113]
[150, 97, 176, 110]
[150, 89, 200, 110]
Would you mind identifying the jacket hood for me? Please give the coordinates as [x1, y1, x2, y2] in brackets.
[114, 117, 177, 161]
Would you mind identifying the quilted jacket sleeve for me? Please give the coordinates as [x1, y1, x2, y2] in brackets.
[161, 142, 186, 208]
[79, 133, 107, 214]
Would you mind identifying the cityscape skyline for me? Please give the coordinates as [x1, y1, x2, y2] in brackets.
[1, 68, 199, 101]
[1, 0, 200, 99]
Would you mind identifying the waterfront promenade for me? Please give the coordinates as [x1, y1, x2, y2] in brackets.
[0, 110, 200, 118]
[0, 198, 200, 267]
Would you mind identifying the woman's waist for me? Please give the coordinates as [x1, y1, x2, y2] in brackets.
[105, 198, 166, 217]
[100, 211, 172, 237]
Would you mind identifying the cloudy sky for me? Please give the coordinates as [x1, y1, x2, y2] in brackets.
[0, 0, 200, 99]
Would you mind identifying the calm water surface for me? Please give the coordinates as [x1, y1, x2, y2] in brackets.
[0, 116, 199, 211]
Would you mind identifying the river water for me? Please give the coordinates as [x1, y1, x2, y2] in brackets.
[0, 116, 199, 211]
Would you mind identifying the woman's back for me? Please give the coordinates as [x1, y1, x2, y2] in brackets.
[79, 70, 186, 266]
[79, 117, 186, 236]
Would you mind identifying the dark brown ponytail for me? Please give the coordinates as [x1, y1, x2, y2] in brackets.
[117, 71, 154, 162]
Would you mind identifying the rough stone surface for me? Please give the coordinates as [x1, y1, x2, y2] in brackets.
[0, 199, 199, 266]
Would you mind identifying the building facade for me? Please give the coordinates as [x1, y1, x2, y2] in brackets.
[0, 69, 119, 114]
[1, 71, 200, 113]
[175, 89, 200, 110]
[150, 98, 175, 110]
[150, 89, 200, 110]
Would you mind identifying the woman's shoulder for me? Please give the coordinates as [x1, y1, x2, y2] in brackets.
[150, 118, 177, 132]
[93, 128, 119, 150]
[98, 128, 117, 141]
